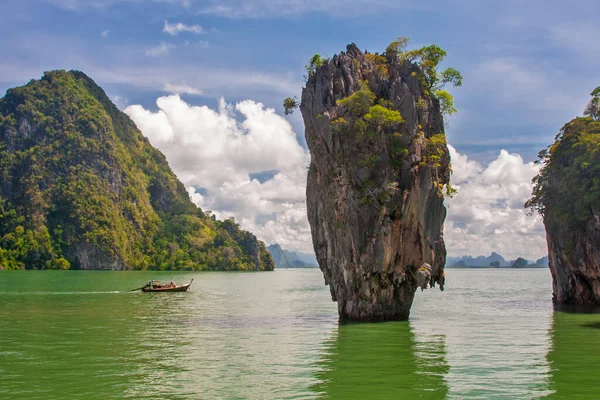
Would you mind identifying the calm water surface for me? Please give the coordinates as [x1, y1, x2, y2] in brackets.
[1, 269, 599, 399]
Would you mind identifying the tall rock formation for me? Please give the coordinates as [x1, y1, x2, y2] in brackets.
[527, 96, 600, 304]
[0, 70, 274, 271]
[301, 43, 453, 321]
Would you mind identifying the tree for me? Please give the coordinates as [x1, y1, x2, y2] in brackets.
[385, 36, 410, 58]
[283, 96, 299, 115]
[526, 99, 600, 222]
[388, 38, 462, 116]
[584, 86, 600, 121]
[305, 54, 326, 80]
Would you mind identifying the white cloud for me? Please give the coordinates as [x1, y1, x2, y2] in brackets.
[125, 95, 312, 253]
[163, 83, 203, 96]
[444, 145, 546, 260]
[163, 20, 204, 36]
[100, 29, 110, 38]
[122, 94, 547, 259]
[145, 42, 176, 57]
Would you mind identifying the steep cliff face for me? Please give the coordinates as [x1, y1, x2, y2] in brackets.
[0, 70, 274, 271]
[528, 115, 600, 304]
[545, 217, 600, 303]
[301, 44, 451, 321]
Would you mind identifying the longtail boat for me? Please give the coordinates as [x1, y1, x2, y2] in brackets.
[134, 279, 193, 292]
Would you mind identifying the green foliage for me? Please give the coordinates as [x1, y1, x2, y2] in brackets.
[305, 54, 326, 80]
[364, 53, 389, 79]
[45, 257, 71, 270]
[335, 81, 404, 142]
[283, 96, 299, 115]
[330, 117, 347, 124]
[337, 81, 376, 117]
[389, 139, 409, 169]
[388, 37, 462, 116]
[364, 105, 404, 129]
[330, 117, 349, 131]
[435, 90, 457, 116]
[0, 70, 274, 271]
[385, 36, 410, 57]
[526, 116, 600, 226]
[440, 67, 463, 87]
[404, 45, 448, 89]
[584, 86, 600, 121]
[426, 133, 447, 167]
[444, 184, 457, 198]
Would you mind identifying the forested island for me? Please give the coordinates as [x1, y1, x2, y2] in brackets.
[527, 87, 600, 304]
[0, 71, 273, 271]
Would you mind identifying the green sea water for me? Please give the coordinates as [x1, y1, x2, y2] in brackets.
[1, 269, 599, 399]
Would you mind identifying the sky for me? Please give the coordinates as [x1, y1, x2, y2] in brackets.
[1, 0, 598, 260]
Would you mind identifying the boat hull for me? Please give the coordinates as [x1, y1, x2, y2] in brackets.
[141, 283, 192, 292]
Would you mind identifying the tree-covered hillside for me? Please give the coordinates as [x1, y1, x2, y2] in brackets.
[0, 70, 274, 271]
[526, 114, 600, 225]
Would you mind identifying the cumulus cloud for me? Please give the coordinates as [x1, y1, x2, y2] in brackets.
[123, 94, 546, 259]
[145, 42, 176, 57]
[100, 29, 110, 38]
[444, 145, 547, 260]
[125, 95, 312, 253]
[163, 20, 204, 36]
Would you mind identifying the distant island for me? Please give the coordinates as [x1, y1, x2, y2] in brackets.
[446, 252, 548, 268]
[267, 244, 318, 268]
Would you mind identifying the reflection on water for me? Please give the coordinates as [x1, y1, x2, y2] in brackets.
[312, 322, 449, 399]
[3, 269, 600, 399]
[545, 309, 600, 399]
[411, 269, 555, 399]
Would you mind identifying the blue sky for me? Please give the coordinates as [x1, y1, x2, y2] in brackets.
[2, 0, 598, 162]
[1, 0, 598, 259]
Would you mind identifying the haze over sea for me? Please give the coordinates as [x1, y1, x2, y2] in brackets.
[1, 268, 598, 399]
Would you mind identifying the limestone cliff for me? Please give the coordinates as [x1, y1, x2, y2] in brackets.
[0, 70, 274, 271]
[301, 44, 452, 321]
[527, 111, 600, 304]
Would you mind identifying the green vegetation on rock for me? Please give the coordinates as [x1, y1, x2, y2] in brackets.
[390, 37, 462, 116]
[526, 93, 600, 225]
[0, 70, 274, 271]
[283, 96, 299, 115]
[305, 54, 326, 80]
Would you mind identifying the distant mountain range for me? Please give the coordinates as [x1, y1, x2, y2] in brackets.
[267, 244, 319, 268]
[446, 253, 548, 268]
